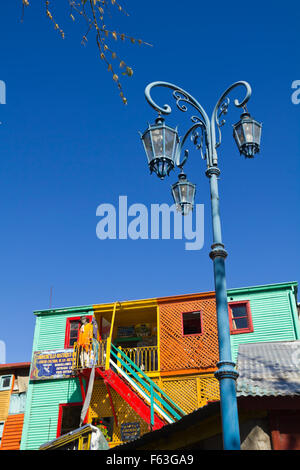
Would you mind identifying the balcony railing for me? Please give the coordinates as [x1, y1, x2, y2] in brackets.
[72, 340, 158, 373]
[72, 339, 107, 370]
[119, 346, 158, 373]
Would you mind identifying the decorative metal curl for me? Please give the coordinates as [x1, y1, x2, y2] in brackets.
[173, 90, 192, 113]
[144, 80, 252, 168]
[145, 81, 211, 129]
[215, 97, 230, 148]
[211, 81, 252, 164]
[176, 117, 207, 168]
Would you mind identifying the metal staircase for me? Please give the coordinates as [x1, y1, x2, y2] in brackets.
[74, 341, 186, 431]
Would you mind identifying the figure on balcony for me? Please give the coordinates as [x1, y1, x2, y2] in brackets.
[78, 316, 93, 368]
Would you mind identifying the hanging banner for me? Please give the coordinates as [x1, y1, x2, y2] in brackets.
[30, 349, 74, 380]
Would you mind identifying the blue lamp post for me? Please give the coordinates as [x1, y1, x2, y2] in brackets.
[140, 81, 262, 450]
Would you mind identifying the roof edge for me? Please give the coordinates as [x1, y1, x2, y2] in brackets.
[0, 362, 31, 370]
[34, 305, 94, 316]
[228, 281, 298, 295]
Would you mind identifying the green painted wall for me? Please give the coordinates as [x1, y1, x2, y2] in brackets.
[227, 282, 299, 362]
[20, 378, 82, 450]
[21, 306, 93, 450]
[34, 306, 94, 351]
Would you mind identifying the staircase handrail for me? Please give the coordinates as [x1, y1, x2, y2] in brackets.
[110, 343, 185, 420]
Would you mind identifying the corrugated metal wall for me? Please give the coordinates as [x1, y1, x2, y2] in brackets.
[21, 308, 92, 450]
[35, 309, 93, 351]
[228, 288, 298, 362]
[21, 378, 82, 450]
[0, 414, 24, 450]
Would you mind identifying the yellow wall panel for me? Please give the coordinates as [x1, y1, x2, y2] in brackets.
[0, 390, 11, 421]
[89, 379, 150, 445]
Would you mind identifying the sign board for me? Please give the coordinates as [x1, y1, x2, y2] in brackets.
[120, 422, 141, 442]
[30, 349, 74, 380]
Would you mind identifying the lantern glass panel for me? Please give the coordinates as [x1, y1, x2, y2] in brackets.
[143, 131, 154, 162]
[165, 128, 176, 158]
[151, 128, 164, 156]
[188, 183, 196, 203]
[253, 122, 262, 144]
[235, 123, 245, 146]
[243, 122, 254, 143]
[172, 184, 180, 205]
[179, 183, 188, 203]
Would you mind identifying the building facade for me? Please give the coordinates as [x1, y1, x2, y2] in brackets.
[0, 362, 30, 450]
[20, 281, 299, 450]
[227, 281, 299, 361]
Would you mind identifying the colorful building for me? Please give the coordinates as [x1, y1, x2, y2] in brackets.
[20, 281, 299, 450]
[227, 281, 299, 361]
[0, 362, 30, 450]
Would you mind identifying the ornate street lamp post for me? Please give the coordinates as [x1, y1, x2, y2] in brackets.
[140, 80, 262, 450]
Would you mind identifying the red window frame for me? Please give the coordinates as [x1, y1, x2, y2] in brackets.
[57, 402, 83, 438]
[64, 315, 92, 349]
[181, 310, 203, 337]
[228, 301, 253, 335]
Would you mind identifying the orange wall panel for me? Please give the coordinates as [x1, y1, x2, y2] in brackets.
[158, 294, 219, 372]
[0, 414, 24, 450]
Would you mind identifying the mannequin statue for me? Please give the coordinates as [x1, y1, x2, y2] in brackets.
[78, 316, 93, 368]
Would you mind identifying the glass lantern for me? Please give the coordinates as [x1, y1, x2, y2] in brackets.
[233, 112, 262, 158]
[141, 116, 179, 179]
[171, 171, 196, 216]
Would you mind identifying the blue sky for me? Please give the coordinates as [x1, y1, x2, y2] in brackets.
[0, 1, 299, 363]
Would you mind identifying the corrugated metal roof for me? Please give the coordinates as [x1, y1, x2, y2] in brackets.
[236, 341, 300, 397]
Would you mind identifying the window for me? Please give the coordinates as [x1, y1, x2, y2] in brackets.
[228, 301, 253, 334]
[57, 403, 82, 437]
[0, 421, 4, 446]
[65, 316, 92, 349]
[0, 375, 13, 391]
[9, 392, 27, 414]
[182, 311, 202, 336]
